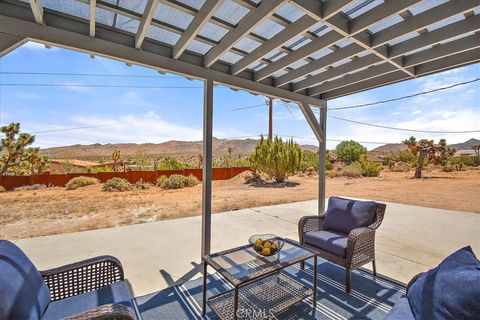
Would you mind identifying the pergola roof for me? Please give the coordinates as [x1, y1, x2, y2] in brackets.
[1, 0, 479, 105]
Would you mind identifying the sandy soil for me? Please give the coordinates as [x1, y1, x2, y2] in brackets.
[1, 169, 479, 239]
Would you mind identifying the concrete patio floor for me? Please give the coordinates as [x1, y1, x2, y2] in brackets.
[14, 198, 479, 297]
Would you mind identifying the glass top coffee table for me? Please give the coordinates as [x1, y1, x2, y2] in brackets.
[202, 238, 317, 320]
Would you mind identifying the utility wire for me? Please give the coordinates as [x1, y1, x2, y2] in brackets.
[0, 71, 182, 78]
[328, 114, 480, 134]
[0, 83, 203, 89]
[32, 124, 118, 134]
[329, 78, 480, 110]
[231, 103, 266, 111]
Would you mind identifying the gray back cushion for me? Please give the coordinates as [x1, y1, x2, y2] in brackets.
[323, 197, 377, 234]
[0, 240, 51, 320]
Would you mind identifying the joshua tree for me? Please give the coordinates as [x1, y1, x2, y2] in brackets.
[403, 137, 455, 178]
[472, 144, 480, 156]
[112, 147, 121, 172]
[0, 123, 47, 176]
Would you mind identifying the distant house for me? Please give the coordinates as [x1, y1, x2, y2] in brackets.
[49, 159, 104, 174]
[455, 150, 476, 157]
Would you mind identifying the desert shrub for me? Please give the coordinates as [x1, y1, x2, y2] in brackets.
[14, 184, 47, 191]
[305, 167, 316, 176]
[359, 155, 381, 177]
[448, 155, 480, 167]
[335, 140, 367, 163]
[383, 153, 395, 166]
[326, 169, 338, 178]
[244, 171, 263, 184]
[156, 157, 188, 170]
[156, 175, 168, 187]
[454, 162, 464, 171]
[159, 174, 198, 189]
[134, 179, 150, 190]
[389, 161, 410, 172]
[397, 149, 417, 164]
[66, 176, 99, 190]
[249, 136, 302, 182]
[442, 164, 455, 172]
[102, 177, 132, 192]
[0, 185, 5, 192]
[342, 162, 362, 178]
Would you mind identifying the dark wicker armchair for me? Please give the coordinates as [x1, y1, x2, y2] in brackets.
[0, 240, 135, 320]
[298, 197, 386, 293]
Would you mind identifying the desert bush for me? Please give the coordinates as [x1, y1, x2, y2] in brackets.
[389, 161, 410, 172]
[89, 166, 112, 173]
[454, 162, 464, 171]
[156, 175, 168, 187]
[342, 162, 362, 178]
[156, 157, 188, 170]
[442, 164, 455, 172]
[244, 171, 263, 184]
[0, 185, 5, 192]
[66, 176, 99, 190]
[102, 177, 132, 192]
[14, 184, 47, 191]
[335, 140, 367, 163]
[326, 169, 338, 178]
[159, 174, 199, 189]
[305, 167, 316, 176]
[359, 155, 381, 177]
[134, 179, 151, 190]
[249, 136, 302, 182]
[448, 155, 480, 167]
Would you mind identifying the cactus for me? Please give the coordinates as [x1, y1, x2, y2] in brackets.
[249, 135, 302, 182]
[112, 147, 121, 172]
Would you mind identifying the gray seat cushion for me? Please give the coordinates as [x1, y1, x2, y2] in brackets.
[384, 297, 415, 320]
[42, 281, 133, 320]
[323, 197, 377, 234]
[0, 240, 51, 320]
[304, 230, 348, 257]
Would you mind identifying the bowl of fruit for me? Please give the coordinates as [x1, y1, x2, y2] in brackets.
[249, 234, 285, 257]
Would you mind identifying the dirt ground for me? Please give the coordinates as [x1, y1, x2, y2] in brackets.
[1, 169, 479, 239]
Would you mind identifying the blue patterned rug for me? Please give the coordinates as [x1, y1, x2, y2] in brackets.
[133, 260, 405, 319]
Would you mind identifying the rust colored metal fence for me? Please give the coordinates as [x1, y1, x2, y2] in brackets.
[0, 167, 249, 190]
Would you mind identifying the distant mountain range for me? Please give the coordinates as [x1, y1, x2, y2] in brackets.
[40, 138, 479, 160]
[448, 138, 480, 151]
[40, 137, 318, 159]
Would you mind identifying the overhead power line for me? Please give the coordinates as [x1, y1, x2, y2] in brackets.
[0, 71, 182, 78]
[231, 103, 266, 111]
[0, 83, 203, 89]
[329, 78, 480, 111]
[32, 124, 117, 134]
[328, 114, 480, 134]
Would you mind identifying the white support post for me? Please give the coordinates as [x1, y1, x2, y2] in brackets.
[202, 78, 214, 258]
[318, 102, 327, 214]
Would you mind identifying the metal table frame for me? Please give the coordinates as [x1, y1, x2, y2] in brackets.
[201, 238, 317, 319]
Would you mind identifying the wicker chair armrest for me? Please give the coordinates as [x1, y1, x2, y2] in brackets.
[346, 227, 376, 267]
[298, 215, 325, 244]
[40, 255, 125, 301]
[63, 303, 135, 320]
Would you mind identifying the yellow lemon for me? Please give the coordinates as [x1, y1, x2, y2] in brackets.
[264, 242, 272, 248]
[262, 247, 271, 256]
[255, 238, 263, 246]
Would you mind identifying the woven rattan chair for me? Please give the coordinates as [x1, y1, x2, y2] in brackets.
[0, 240, 135, 320]
[298, 197, 386, 293]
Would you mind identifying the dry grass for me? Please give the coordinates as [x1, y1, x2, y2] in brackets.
[1, 169, 478, 239]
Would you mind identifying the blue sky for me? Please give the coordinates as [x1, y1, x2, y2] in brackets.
[0, 41, 478, 150]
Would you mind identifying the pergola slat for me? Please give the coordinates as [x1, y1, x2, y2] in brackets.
[28, 0, 43, 24]
[292, 54, 382, 92]
[389, 15, 480, 58]
[89, 0, 96, 37]
[231, 15, 316, 75]
[135, 0, 160, 49]
[254, 31, 343, 81]
[309, 62, 399, 96]
[172, 0, 221, 59]
[404, 34, 480, 67]
[372, 0, 480, 47]
[273, 43, 364, 87]
[204, 0, 286, 68]
[414, 48, 480, 75]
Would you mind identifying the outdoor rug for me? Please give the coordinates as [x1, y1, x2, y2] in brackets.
[133, 260, 406, 319]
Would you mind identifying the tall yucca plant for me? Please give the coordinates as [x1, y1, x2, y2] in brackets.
[249, 135, 302, 182]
